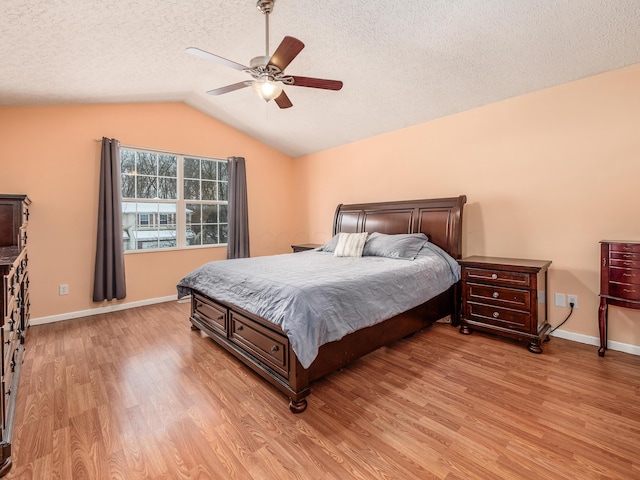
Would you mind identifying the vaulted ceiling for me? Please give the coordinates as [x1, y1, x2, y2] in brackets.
[2, 1, 639, 157]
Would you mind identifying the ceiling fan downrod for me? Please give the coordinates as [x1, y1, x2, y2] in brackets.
[256, 0, 275, 58]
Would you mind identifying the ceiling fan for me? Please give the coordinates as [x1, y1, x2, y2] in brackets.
[186, 0, 343, 109]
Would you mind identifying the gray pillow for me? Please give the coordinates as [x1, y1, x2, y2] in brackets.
[362, 232, 428, 260]
[318, 234, 340, 252]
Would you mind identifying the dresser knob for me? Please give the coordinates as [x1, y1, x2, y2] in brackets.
[237, 325, 243, 331]
[492, 292, 499, 298]
[217, 315, 224, 322]
[271, 345, 279, 353]
[491, 274, 498, 279]
[493, 311, 500, 318]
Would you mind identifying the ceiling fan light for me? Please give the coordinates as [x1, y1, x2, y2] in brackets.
[252, 80, 283, 101]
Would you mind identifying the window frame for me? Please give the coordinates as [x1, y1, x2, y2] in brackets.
[120, 146, 228, 254]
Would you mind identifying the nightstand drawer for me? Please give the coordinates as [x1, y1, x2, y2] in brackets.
[466, 303, 531, 331]
[466, 284, 531, 310]
[464, 267, 530, 288]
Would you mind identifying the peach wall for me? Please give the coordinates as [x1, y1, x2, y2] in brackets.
[0, 103, 295, 319]
[294, 64, 640, 349]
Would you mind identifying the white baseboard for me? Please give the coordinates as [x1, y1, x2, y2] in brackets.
[551, 328, 640, 356]
[30, 295, 180, 326]
[27, 300, 640, 357]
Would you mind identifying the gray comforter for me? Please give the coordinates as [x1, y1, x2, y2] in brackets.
[177, 243, 460, 368]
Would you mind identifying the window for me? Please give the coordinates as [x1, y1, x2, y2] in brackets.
[120, 147, 228, 252]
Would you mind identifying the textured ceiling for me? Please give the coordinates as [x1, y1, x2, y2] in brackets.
[2, 1, 640, 157]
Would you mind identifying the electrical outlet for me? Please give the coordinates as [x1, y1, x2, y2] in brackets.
[567, 294, 578, 308]
[554, 293, 566, 307]
[59, 284, 69, 295]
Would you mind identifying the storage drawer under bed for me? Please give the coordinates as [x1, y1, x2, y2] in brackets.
[230, 311, 289, 379]
[192, 294, 228, 336]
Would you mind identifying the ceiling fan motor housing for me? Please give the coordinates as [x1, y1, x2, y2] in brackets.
[250, 56, 270, 68]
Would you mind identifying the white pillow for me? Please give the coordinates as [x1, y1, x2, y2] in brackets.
[334, 232, 368, 257]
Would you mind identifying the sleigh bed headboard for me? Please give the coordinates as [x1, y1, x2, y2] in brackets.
[332, 195, 467, 259]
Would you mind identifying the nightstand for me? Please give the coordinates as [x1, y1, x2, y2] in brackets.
[291, 243, 322, 253]
[459, 256, 552, 353]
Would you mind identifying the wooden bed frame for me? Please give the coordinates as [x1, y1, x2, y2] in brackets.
[188, 195, 467, 412]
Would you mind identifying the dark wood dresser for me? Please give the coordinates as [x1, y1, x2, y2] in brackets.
[0, 194, 30, 477]
[598, 241, 640, 357]
[459, 256, 552, 353]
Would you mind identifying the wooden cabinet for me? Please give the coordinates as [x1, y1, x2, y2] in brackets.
[598, 241, 640, 357]
[0, 194, 30, 477]
[291, 243, 321, 253]
[459, 256, 552, 354]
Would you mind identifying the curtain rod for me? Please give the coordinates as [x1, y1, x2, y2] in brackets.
[94, 138, 226, 159]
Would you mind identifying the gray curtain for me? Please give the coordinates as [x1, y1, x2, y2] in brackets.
[93, 137, 126, 301]
[227, 156, 250, 259]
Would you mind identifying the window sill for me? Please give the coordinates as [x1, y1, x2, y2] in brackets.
[124, 244, 227, 255]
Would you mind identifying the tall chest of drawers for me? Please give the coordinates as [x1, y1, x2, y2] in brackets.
[599, 241, 640, 357]
[0, 194, 30, 476]
[459, 256, 552, 354]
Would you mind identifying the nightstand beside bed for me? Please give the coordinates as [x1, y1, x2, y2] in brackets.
[459, 256, 552, 354]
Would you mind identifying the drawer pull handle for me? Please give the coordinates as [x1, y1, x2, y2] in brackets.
[493, 312, 500, 318]
[492, 292, 499, 298]
[491, 274, 498, 280]
[602, 258, 607, 266]
[217, 315, 224, 322]
[623, 289, 637, 294]
[623, 273, 634, 277]
[271, 345, 279, 353]
[237, 325, 244, 331]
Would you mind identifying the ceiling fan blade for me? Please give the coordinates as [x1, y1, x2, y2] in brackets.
[186, 47, 248, 71]
[290, 76, 343, 91]
[207, 82, 250, 95]
[268, 36, 305, 72]
[274, 90, 293, 109]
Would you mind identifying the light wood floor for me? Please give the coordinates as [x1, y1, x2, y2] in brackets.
[5, 301, 640, 479]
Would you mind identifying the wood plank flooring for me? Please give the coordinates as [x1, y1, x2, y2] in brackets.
[6, 301, 640, 479]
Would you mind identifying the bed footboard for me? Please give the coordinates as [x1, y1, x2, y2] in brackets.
[190, 291, 311, 412]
